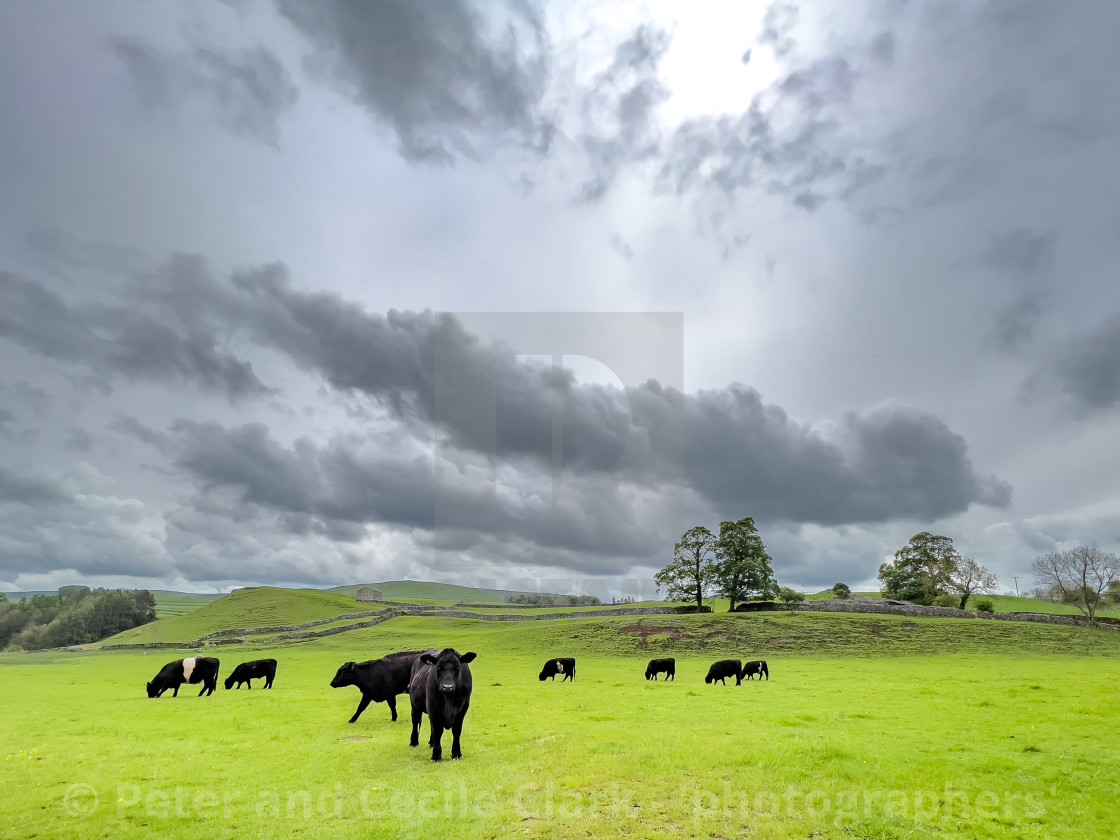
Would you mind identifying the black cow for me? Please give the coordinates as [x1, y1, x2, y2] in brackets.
[224, 659, 277, 690]
[409, 648, 476, 761]
[146, 657, 220, 698]
[740, 660, 769, 681]
[331, 651, 427, 723]
[645, 657, 675, 681]
[539, 657, 576, 682]
[704, 659, 742, 686]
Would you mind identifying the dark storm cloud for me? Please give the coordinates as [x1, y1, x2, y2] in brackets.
[273, 0, 552, 162]
[0, 250, 1011, 530]
[110, 37, 298, 145]
[0, 261, 271, 400]
[684, 386, 1012, 525]
[163, 418, 671, 569]
[1040, 314, 1120, 413]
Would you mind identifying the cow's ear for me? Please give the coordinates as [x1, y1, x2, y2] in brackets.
[459, 652, 477, 664]
[421, 653, 437, 665]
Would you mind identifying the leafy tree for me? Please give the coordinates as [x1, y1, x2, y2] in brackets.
[0, 592, 7, 603]
[831, 583, 852, 600]
[711, 517, 778, 611]
[1108, 581, 1120, 605]
[655, 526, 716, 609]
[932, 593, 958, 608]
[948, 558, 999, 610]
[1032, 547, 1120, 623]
[879, 532, 960, 605]
[778, 587, 804, 606]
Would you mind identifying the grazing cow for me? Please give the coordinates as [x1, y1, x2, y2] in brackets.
[409, 648, 476, 761]
[539, 657, 576, 682]
[645, 658, 676, 681]
[224, 659, 277, 690]
[704, 659, 742, 686]
[146, 657, 220, 698]
[740, 660, 769, 681]
[331, 651, 427, 723]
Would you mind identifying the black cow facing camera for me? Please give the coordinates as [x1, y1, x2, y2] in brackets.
[539, 658, 576, 682]
[409, 649, 476, 761]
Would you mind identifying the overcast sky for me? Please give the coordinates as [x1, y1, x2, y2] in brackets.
[2, 0, 1118, 599]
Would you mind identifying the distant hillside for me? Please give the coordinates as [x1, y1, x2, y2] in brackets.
[104, 587, 364, 645]
[328, 580, 571, 604]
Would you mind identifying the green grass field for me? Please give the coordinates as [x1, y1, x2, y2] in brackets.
[3, 588, 1119, 839]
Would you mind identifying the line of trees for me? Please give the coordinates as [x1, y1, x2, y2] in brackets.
[655, 518, 779, 611]
[505, 593, 603, 606]
[0, 587, 157, 650]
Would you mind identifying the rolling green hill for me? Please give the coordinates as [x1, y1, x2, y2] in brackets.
[105, 587, 369, 645]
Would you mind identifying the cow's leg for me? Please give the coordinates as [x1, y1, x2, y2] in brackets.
[450, 716, 465, 760]
[173, 684, 180, 697]
[409, 705, 423, 747]
[387, 696, 398, 722]
[430, 723, 444, 762]
[350, 695, 373, 724]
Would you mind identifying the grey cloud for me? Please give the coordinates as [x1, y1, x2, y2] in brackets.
[64, 427, 94, 453]
[274, 0, 552, 162]
[110, 37, 298, 145]
[110, 415, 175, 455]
[578, 24, 671, 201]
[979, 229, 1056, 351]
[196, 261, 1011, 526]
[655, 55, 875, 210]
[0, 466, 72, 506]
[0, 260, 272, 400]
[1041, 314, 1120, 413]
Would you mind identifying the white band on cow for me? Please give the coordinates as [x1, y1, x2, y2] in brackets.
[182, 657, 197, 682]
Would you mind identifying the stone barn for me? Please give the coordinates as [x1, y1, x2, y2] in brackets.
[356, 587, 383, 603]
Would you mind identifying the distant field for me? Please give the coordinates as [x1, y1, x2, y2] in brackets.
[151, 591, 222, 619]
[3, 623, 1118, 839]
[108, 588, 369, 645]
[804, 591, 1120, 619]
[327, 580, 577, 604]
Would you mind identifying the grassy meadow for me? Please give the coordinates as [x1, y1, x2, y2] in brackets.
[2, 589, 1119, 839]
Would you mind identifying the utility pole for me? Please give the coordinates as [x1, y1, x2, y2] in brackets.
[1012, 576, 1020, 597]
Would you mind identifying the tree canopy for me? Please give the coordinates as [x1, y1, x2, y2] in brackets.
[712, 517, 778, 611]
[655, 526, 716, 609]
[878, 532, 960, 605]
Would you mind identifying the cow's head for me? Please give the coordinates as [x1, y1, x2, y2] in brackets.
[223, 675, 235, 690]
[330, 662, 357, 688]
[421, 649, 476, 693]
[146, 681, 159, 698]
